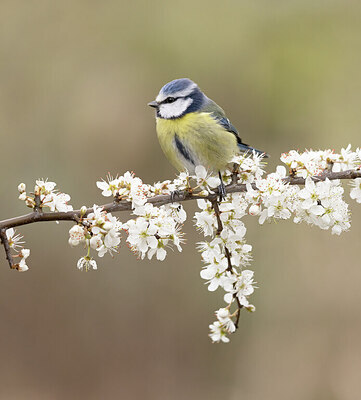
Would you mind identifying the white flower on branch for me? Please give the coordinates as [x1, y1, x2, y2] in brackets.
[124, 201, 184, 259]
[18, 183, 26, 193]
[87, 206, 122, 257]
[68, 225, 86, 247]
[32, 179, 73, 212]
[77, 256, 97, 271]
[6, 228, 24, 251]
[332, 144, 359, 172]
[96, 172, 147, 210]
[224, 270, 256, 307]
[192, 165, 220, 194]
[126, 218, 158, 259]
[195, 199, 217, 236]
[294, 178, 350, 234]
[200, 256, 232, 292]
[215, 308, 236, 333]
[350, 178, 361, 204]
[18, 248, 30, 272]
[209, 321, 231, 343]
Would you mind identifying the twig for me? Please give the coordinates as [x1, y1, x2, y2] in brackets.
[224, 246, 243, 328]
[211, 200, 223, 236]
[212, 197, 243, 329]
[0, 229, 16, 269]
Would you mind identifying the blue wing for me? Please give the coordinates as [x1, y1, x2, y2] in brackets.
[202, 99, 268, 157]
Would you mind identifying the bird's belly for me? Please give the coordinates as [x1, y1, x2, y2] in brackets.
[156, 113, 238, 174]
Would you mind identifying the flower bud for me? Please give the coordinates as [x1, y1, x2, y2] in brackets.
[80, 206, 87, 216]
[96, 217, 105, 225]
[25, 198, 36, 208]
[216, 308, 229, 320]
[19, 193, 27, 201]
[249, 204, 261, 216]
[18, 183, 26, 193]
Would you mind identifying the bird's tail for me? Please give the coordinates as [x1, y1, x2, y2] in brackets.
[238, 143, 269, 158]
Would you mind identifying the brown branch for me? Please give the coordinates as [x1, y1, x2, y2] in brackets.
[283, 169, 361, 185]
[0, 168, 360, 270]
[211, 197, 243, 329]
[211, 200, 223, 236]
[0, 229, 16, 269]
[2, 168, 359, 231]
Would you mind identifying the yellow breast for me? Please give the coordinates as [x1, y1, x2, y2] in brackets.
[156, 112, 238, 173]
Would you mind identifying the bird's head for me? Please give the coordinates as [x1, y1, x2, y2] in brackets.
[148, 78, 205, 119]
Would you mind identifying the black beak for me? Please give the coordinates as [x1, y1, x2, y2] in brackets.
[148, 100, 158, 108]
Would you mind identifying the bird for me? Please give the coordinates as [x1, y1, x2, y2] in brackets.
[148, 78, 267, 199]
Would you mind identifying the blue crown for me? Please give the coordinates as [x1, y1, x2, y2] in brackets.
[160, 78, 196, 96]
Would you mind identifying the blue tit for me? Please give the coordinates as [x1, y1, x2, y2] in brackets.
[148, 78, 268, 196]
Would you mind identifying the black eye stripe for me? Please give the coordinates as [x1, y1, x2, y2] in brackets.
[161, 96, 178, 104]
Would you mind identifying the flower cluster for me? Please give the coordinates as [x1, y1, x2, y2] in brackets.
[196, 193, 256, 341]
[281, 145, 361, 178]
[295, 178, 350, 235]
[96, 172, 147, 210]
[209, 308, 236, 343]
[18, 180, 73, 212]
[124, 203, 185, 260]
[69, 205, 122, 270]
[95, 172, 186, 262]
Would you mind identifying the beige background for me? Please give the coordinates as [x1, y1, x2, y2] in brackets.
[0, 1, 360, 399]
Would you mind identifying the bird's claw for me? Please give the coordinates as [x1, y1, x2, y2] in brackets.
[170, 190, 182, 203]
[218, 171, 227, 202]
[218, 181, 227, 202]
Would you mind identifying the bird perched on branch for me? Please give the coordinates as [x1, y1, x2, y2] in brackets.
[148, 78, 268, 198]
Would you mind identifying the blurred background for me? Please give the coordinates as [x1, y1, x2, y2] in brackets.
[0, 1, 360, 399]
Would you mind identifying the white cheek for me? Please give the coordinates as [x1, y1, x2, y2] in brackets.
[159, 98, 193, 119]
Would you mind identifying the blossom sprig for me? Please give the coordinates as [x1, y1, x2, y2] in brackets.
[69, 204, 122, 269]
[96, 172, 147, 210]
[0, 228, 31, 271]
[209, 308, 236, 343]
[2, 146, 361, 343]
[18, 180, 73, 212]
[280, 145, 361, 178]
[124, 202, 186, 260]
[196, 194, 256, 342]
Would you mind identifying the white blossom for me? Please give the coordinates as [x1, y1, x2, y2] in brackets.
[77, 256, 97, 271]
[192, 165, 220, 194]
[18, 248, 30, 272]
[6, 228, 24, 251]
[68, 225, 86, 247]
[209, 321, 230, 343]
[18, 183, 26, 193]
[350, 178, 361, 204]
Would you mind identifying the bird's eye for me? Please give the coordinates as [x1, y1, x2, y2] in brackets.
[164, 97, 176, 104]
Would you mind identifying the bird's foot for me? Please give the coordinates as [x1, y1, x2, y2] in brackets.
[170, 190, 182, 203]
[218, 171, 227, 202]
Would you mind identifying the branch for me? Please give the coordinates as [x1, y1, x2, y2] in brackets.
[211, 198, 243, 329]
[0, 169, 360, 231]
